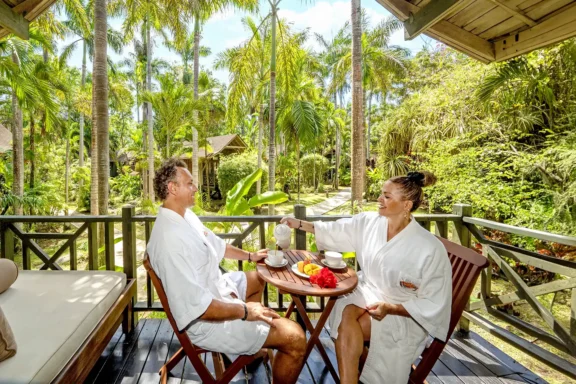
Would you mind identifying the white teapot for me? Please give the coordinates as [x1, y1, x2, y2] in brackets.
[274, 224, 291, 250]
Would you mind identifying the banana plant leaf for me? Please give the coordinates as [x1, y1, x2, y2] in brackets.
[248, 191, 288, 207]
[225, 169, 262, 215]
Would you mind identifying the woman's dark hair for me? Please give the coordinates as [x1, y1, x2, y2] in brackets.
[154, 158, 187, 200]
[389, 171, 437, 212]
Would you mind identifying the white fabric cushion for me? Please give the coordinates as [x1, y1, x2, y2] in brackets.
[0, 270, 126, 383]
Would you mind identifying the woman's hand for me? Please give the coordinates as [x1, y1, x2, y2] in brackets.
[366, 302, 390, 321]
[249, 249, 268, 262]
[280, 217, 300, 229]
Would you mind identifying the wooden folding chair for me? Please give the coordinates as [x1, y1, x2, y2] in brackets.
[143, 255, 268, 384]
[360, 237, 489, 383]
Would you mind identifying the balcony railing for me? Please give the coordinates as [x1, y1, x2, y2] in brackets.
[1, 203, 576, 378]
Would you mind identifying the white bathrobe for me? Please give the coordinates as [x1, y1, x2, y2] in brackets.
[315, 212, 452, 384]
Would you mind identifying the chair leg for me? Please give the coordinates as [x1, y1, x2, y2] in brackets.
[212, 352, 226, 379]
[122, 300, 134, 334]
[162, 347, 186, 375]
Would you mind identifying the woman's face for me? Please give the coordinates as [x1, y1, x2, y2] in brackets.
[377, 180, 411, 218]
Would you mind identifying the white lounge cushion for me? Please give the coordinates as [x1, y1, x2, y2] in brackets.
[0, 270, 126, 383]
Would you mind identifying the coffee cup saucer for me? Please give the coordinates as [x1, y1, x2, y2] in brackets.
[265, 258, 288, 268]
[321, 259, 347, 269]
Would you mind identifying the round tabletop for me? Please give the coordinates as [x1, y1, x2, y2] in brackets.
[256, 250, 358, 297]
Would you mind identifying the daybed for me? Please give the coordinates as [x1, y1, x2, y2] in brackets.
[0, 270, 135, 383]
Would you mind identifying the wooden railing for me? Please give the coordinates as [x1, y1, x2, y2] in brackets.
[2, 203, 576, 377]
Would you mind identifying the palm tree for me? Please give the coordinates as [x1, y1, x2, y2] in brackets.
[142, 74, 197, 158]
[351, 0, 364, 210]
[93, 0, 108, 216]
[188, 0, 258, 196]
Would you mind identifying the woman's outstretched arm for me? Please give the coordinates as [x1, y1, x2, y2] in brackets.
[280, 217, 316, 234]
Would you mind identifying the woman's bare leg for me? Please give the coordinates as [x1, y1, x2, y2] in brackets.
[244, 271, 266, 302]
[336, 305, 371, 384]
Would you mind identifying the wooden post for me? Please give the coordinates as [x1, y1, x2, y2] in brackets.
[294, 204, 307, 250]
[480, 244, 492, 299]
[570, 288, 576, 338]
[435, 221, 448, 238]
[70, 240, 77, 270]
[23, 243, 31, 270]
[453, 204, 472, 333]
[145, 221, 154, 308]
[87, 222, 98, 270]
[452, 204, 472, 248]
[122, 205, 137, 330]
[105, 222, 115, 271]
[1, 224, 14, 260]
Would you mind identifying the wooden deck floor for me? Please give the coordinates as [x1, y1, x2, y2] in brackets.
[86, 318, 548, 384]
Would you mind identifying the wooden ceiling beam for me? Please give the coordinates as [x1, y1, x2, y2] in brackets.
[0, 1, 29, 39]
[485, 0, 536, 27]
[404, 0, 468, 40]
[495, 3, 576, 61]
[375, 0, 495, 62]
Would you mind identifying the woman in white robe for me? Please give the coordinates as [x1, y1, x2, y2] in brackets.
[281, 171, 452, 384]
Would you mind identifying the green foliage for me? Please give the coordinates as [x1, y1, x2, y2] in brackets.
[217, 151, 267, 199]
[223, 168, 288, 216]
[275, 154, 297, 192]
[300, 154, 329, 187]
[366, 167, 383, 201]
[109, 168, 142, 205]
[73, 166, 91, 212]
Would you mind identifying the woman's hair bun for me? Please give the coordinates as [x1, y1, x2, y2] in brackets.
[407, 171, 437, 187]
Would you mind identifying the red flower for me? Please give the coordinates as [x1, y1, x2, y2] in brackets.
[310, 268, 338, 288]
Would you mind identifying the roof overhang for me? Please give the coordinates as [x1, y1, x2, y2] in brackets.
[376, 0, 576, 63]
[0, 0, 59, 40]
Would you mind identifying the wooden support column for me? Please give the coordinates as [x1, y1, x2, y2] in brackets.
[87, 222, 98, 271]
[0, 1, 29, 39]
[452, 204, 472, 248]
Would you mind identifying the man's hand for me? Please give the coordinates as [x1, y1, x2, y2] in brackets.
[246, 302, 280, 327]
[250, 249, 268, 262]
[366, 302, 390, 321]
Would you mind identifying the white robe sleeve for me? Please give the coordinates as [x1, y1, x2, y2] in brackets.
[402, 247, 452, 341]
[156, 250, 213, 331]
[314, 213, 365, 252]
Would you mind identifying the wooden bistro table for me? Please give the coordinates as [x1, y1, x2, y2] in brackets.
[256, 250, 358, 382]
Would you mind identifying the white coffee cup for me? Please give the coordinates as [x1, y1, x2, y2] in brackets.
[267, 250, 284, 265]
[324, 251, 343, 267]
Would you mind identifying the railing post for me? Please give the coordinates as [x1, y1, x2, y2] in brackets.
[0, 224, 14, 260]
[104, 222, 115, 271]
[571, 288, 576, 339]
[453, 204, 472, 334]
[452, 204, 472, 248]
[294, 204, 307, 250]
[87, 222, 98, 270]
[122, 205, 137, 330]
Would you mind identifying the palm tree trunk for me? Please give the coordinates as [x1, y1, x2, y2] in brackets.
[90, 115, 98, 215]
[296, 139, 300, 203]
[79, 40, 86, 170]
[11, 53, 23, 216]
[366, 90, 372, 161]
[268, 2, 278, 215]
[256, 102, 264, 195]
[192, 16, 200, 193]
[146, 20, 155, 202]
[351, 0, 365, 210]
[94, 0, 109, 217]
[29, 113, 35, 190]
[65, 117, 71, 216]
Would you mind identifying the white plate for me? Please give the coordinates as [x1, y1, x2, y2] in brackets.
[320, 259, 347, 269]
[264, 258, 288, 268]
[291, 263, 319, 279]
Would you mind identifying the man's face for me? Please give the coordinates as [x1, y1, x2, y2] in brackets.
[170, 167, 198, 208]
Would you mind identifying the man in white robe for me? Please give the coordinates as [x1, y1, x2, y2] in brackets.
[147, 159, 306, 384]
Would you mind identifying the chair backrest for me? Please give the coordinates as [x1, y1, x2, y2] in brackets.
[143, 254, 214, 378]
[409, 237, 489, 383]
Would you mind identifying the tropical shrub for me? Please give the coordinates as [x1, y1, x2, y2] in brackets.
[109, 168, 142, 205]
[217, 152, 268, 199]
[300, 154, 329, 187]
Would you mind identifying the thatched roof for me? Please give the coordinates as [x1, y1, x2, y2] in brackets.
[376, 0, 576, 63]
[0, 123, 11, 154]
[183, 134, 247, 159]
[0, 0, 59, 39]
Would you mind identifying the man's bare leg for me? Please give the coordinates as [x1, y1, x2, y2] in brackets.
[244, 271, 266, 303]
[335, 305, 371, 384]
[263, 318, 307, 384]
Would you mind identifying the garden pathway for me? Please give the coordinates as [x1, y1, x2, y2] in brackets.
[306, 187, 351, 215]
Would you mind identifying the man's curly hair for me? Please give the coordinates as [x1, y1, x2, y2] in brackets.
[154, 158, 187, 200]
